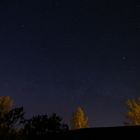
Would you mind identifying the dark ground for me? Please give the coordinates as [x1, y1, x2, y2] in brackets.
[37, 126, 140, 140]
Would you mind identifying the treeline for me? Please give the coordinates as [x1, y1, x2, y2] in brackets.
[0, 96, 68, 140]
[0, 96, 140, 139]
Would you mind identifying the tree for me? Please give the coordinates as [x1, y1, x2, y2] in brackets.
[4, 107, 25, 129]
[47, 113, 68, 133]
[22, 113, 68, 137]
[71, 107, 88, 129]
[126, 97, 140, 125]
[0, 97, 25, 139]
[0, 107, 25, 139]
[0, 96, 13, 116]
[0, 96, 14, 131]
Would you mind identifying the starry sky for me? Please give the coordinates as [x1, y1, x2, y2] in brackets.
[0, 0, 139, 127]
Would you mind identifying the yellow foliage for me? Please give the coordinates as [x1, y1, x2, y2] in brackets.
[0, 96, 13, 115]
[71, 107, 88, 129]
[126, 97, 140, 125]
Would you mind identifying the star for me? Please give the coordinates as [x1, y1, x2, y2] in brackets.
[16, 24, 25, 31]
[20, 24, 25, 28]
[122, 56, 126, 60]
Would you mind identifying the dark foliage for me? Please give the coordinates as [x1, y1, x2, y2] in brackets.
[0, 107, 68, 139]
[22, 113, 68, 138]
[0, 107, 25, 139]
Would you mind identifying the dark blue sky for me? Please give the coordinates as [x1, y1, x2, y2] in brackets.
[0, 0, 139, 127]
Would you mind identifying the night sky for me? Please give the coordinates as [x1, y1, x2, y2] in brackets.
[0, 0, 139, 127]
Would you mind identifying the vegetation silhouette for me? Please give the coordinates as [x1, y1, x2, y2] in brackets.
[0, 96, 68, 139]
[0, 107, 25, 140]
[0, 96, 140, 139]
[0, 108, 69, 139]
[22, 113, 68, 139]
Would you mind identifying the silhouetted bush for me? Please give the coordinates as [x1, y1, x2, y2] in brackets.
[0, 106, 68, 139]
[22, 113, 68, 138]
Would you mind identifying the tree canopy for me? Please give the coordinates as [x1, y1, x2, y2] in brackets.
[126, 97, 140, 125]
[71, 107, 88, 129]
[0, 96, 13, 116]
[23, 113, 68, 137]
[0, 96, 68, 139]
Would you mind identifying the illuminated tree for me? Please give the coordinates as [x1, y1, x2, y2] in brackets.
[126, 97, 140, 125]
[71, 107, 88, 129]
[0, 96, 13, 117]
[0, 96, 25, 138]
